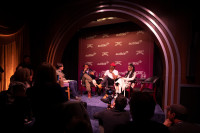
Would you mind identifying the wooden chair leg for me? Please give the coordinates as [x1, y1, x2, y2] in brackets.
[65, 87, 70, 100]
[68, 87, 70, 100]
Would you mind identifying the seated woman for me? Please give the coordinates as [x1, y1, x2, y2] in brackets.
[114, 63, 136, 98]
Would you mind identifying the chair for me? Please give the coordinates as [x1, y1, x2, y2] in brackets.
[123, 78, 144, 99]
[140, 76, 159, 102]
[64, 83, 70, 101]
[125, 80, 136, 99]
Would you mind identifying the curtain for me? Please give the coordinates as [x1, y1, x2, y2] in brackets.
[0, 27, 24, 91]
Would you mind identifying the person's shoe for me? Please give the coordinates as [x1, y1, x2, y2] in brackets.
[88, 91, 92, 98]
[102, 94, 108, 99]
[97, 84, 102, 89]
[101, 97, 110, 104]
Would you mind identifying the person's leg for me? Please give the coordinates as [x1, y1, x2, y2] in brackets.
[69, 81, 78, 96]
[69, 81, 75, 97]
[83, 73, 93, 83]
[83, 73, 97, 98]
[107, 77, 114, 87]
[73, 80, 78, 92]
[85, 79, 91, 98]
[98, 75, 109, 89]
[69, 81, 80, 100]
[82, 74, 91, 97]
[101, 77, 115, 101]
[84, 79, 91, 92]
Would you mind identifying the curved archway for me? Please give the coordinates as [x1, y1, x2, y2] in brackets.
[47, 1, 181, 109]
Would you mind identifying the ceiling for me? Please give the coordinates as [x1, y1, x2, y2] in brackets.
[82, 17, 129, 28]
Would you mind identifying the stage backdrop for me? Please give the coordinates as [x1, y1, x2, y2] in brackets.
[78, 23, 154, 90]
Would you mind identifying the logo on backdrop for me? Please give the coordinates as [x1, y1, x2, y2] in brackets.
[136, 71, 146, 79]
[115, 61, 122, 65]
[128, 40, 143, 45]
[115, 42, 123, 46]
[102, 34, 109, 38]
[85, 62, 93, 66]
[136, 50, 144, 55]
[86, 35, 97, 40]
[116, 51, 128, 56]
[98, 42, 110, 47]
[102, 52, 109, 56]
[116, 32, 129, 36]
[97, 61, 109, 66]
[85, 52, 96, 57]
[101, 71, 106, 75]
[129, 60, 142, 65]
[119, 71, 127, 76]
[136, 31, 144, 35]
[87, 44, 94, 48]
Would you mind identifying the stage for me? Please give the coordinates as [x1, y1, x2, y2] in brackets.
[76, 92, 166, 133]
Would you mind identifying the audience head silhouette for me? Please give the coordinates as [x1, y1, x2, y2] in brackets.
[166, 104, 188, 121]
[34, 62, 57, 86]
[129, 91, 156, 121]
[56, 62, 64, 69]
[114, 94, 128, 111]
[13, 67, 30, 83]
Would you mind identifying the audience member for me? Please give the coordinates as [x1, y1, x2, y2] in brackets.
[80, 63, 98, 98]
[93, 94, 130, 133]
[163, 104, 200, 133]
[114, 91, 169, 133]
[26, 62, 68, 132]
[0, 67, 33, 133]
[61, 101, 93, 133]
[56, 62, 80, 100]
[114, 63, 136, 98]
[17, 55, 34, 86]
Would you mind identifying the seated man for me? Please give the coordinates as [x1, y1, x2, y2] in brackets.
[80, 63, 98, 98]
[98, 62, 119, 89]
[163, 104, 200, 133]
[56, 63, 80, 100]
[98, 62, 119, 101]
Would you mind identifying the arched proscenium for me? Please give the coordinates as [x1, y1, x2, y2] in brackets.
[47, 2, 181, 110]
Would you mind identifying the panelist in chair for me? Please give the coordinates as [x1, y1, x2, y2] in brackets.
[98, 62, 119, 101]
[98, 62, 119, 89]
[56, 63, 80, 100]
[114, 63, 136, 98]
[80, 63, 98, 98]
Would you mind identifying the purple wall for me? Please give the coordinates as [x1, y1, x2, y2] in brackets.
[78, 28, 154, 90]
